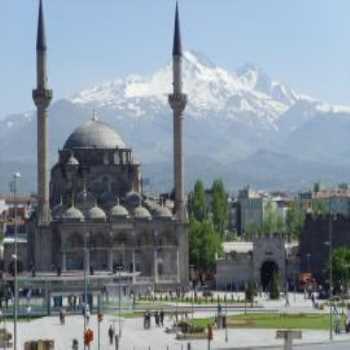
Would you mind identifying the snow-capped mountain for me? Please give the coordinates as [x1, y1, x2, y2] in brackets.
[71, 51, 297, 128]
[2, 51, 350, 192]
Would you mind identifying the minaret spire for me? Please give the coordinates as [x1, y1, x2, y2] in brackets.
[172, 2, 182, 56]
[36, 0, 47, 51]
[169, 3, 187, 222]
[33, 0, 53, 225]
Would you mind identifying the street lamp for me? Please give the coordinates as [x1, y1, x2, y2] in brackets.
[116, 264, 124, 338]
[225, 279, 228, 342]
[325, 203, 334, 341]
[10, 172, 20, 350]
[328, 210, 334, 342]
[83, 231, 90, 350]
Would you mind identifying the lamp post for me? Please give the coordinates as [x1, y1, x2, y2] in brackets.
[10, 172, 20, 350]
[189, 264, 195, 326]
[225, 279, 228, 342]
[116, 264, 123, 338]
[328, 208, 334, 341]
[83, 231, 90, 350]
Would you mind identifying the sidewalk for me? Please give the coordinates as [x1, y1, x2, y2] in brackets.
[13, 314, 350, 350]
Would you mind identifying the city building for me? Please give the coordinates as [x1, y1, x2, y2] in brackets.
[216, 235, 299, 291]
[237, 186, 290, 235]
[299, 214, 350, 282]
[298, 183, 350, 216]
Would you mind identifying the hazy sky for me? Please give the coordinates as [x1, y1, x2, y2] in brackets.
[2, 0, 350, 118]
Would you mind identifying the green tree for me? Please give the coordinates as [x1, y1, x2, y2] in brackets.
[262, 200, 285, 235]
[244, 223, 262, 239]
[331, 247, 350, 292]
[211, 179, 229, 238]
[286, 202, 305, 239]
[262, 200, 276, 234]
[311, 199, 328, 215]
[188, 180, 207, 221]
[269, 272, 280, 300]
[189, 218, 222, 271]
[245, 280, 256, 304]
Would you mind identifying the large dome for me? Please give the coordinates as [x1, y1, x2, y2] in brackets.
[64, 118, 126, 150]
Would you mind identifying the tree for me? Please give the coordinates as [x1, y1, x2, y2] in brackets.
[311, 199, 328, 215]
[189, 218, 222, 271]
[262, 200, 277, 235]
[244, 223, 262, 239]
[245, 280, 256, 304]
[286, 202, 305, 239]
[262, 200, 286, 235]
[188, 180, 207, 221]
[211, 179, 229, 238]
[269, 272, 280, 300]
[331, 247, 350, 293]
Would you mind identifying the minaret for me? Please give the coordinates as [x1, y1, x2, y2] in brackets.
[32, 0, 53, 225]
[169, 3, 187, 222]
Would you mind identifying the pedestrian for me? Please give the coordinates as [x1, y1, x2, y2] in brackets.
[346, 304, 350, 333]
[72, 339, 78, 350]
[335, 311, 341, 334]
[59, 308, 65, 325]
[311, 292, 316, 308]
[154, 311, 160, 327]
[160, 310, 164, 327]
[108, 325, 115, 345]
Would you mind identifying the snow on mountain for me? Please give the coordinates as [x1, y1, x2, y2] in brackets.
[3, 51, 350, 191]
[71, 51, 303, 129]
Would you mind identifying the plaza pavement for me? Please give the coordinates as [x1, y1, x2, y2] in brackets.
[11, 292, 350, 350]
[14, 314, 350, 350]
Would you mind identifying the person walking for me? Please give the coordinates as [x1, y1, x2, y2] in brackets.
[108, 325, 115, 345]
[346, 304, 350, 333]
[59, 307, 65, 325]
[160, 310, 164, 327]
[154, 311, 160, 327]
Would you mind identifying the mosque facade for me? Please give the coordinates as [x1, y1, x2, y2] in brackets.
[5, 1, 189, 290]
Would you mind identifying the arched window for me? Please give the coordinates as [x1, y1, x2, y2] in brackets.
[66, 232, 84, 249]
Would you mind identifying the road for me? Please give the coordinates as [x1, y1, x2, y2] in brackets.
[241, 342, 350, 350]
[294, 343, 350, 350]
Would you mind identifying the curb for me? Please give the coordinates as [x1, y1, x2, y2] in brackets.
[216, 338, 350, 349]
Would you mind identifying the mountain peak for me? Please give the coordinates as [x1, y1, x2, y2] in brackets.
[183, 50, 216, 69]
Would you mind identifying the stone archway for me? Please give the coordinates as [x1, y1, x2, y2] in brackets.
[260, 260, 279, 291]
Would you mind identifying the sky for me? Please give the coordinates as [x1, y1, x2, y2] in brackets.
[2, 0, 350, 118]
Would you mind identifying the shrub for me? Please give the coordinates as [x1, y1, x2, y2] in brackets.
[270, 272, 280, 300]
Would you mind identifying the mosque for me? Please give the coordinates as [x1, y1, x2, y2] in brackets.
[4, 1, 189, 292]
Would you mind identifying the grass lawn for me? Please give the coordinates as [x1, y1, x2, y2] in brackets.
[192, 313, 342, 330]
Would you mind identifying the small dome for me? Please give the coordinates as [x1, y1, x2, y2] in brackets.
[76, 189, 96, 208]
[64, 119, 126, 150]
[100, 191, 115, 209]
[52, 203, 65, 220]
[66, 153, 79, 166]
[111, 204, 129, 218]
[134, 206, 151, 220]
[62, 206, 85, 221]
[154, 205, 173, 219]
[126, 191, 142, 207]
[86, 205, 106, 221]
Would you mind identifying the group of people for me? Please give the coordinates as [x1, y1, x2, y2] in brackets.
[144, 310, 165, 329]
